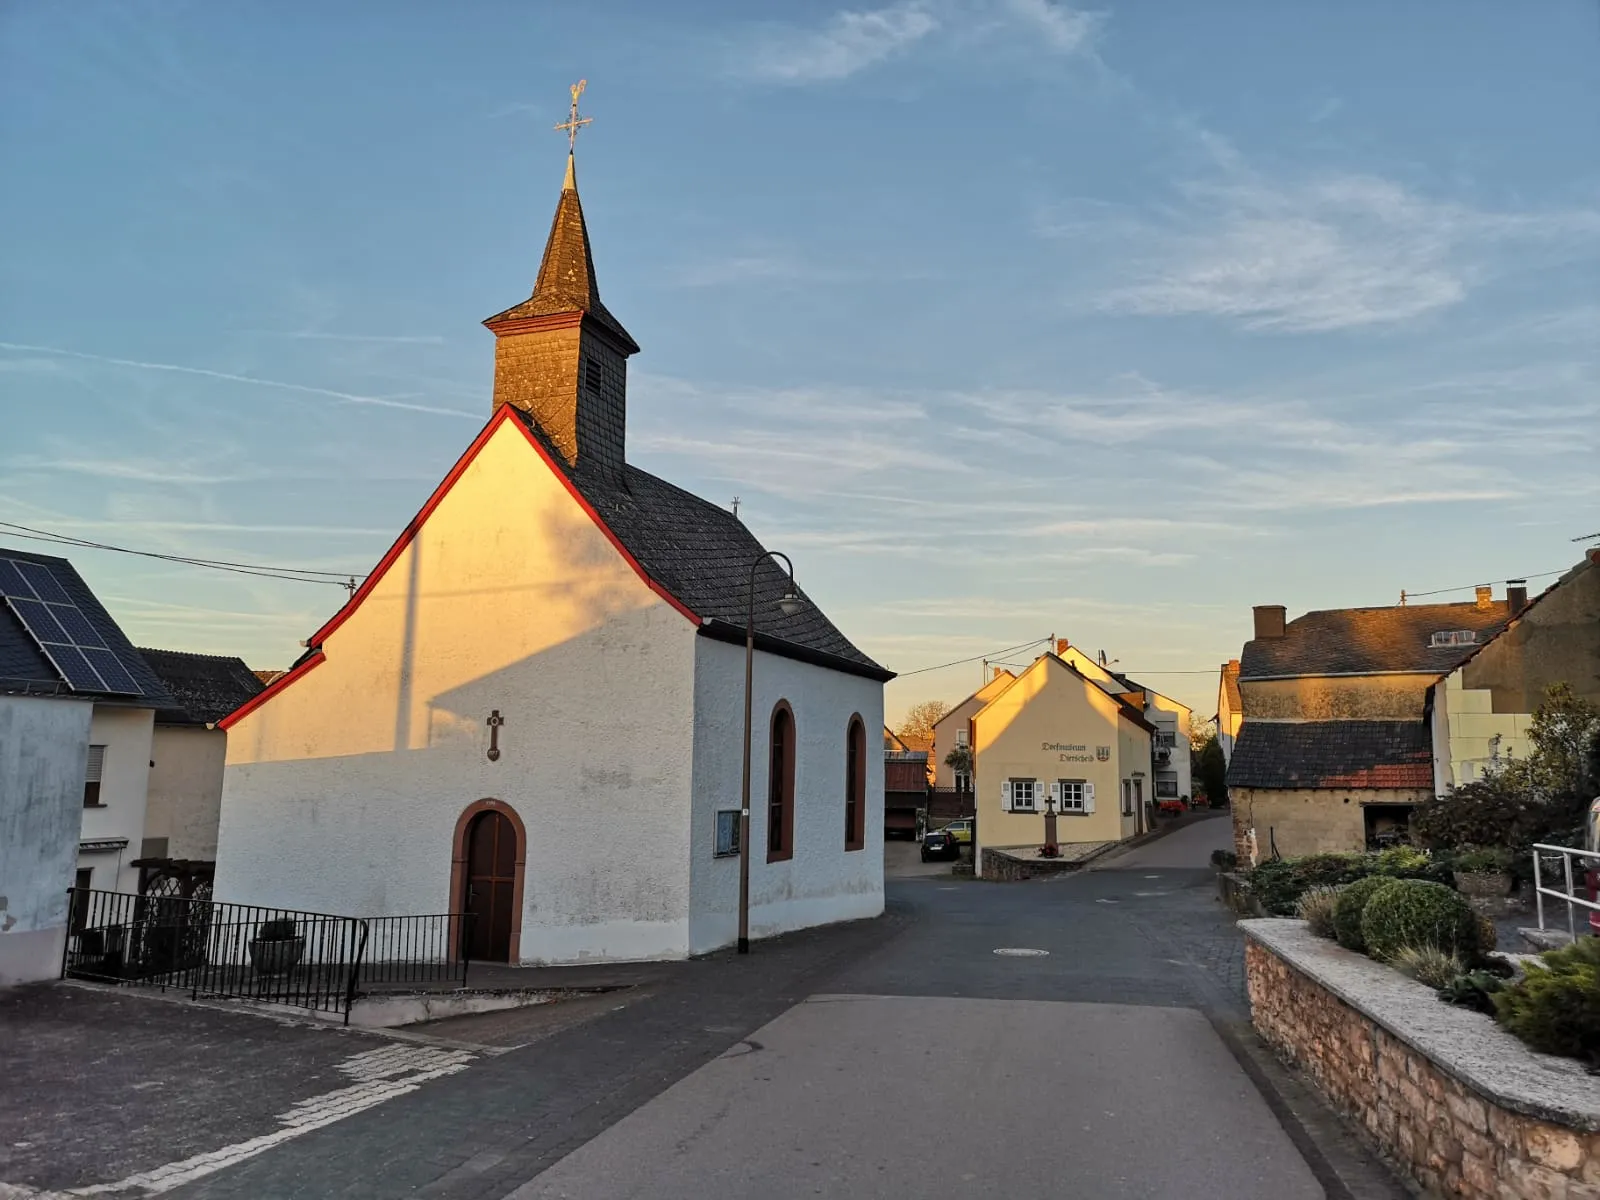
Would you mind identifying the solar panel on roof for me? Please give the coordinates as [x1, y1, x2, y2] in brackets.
[0, 555, 140, 695]
[15, 560, 72, 604]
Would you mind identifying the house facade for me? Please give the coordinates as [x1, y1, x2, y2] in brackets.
[138, 649, 263, 867]
[931, 669, 1013, 790]
[215, 149, 890, 965]
[1429, 554, 1600, 795]
[1216, 659, 1242, 765]
[973, 653, 1152, 877]
[1051, 640, 1192, 802]
[1229, 592, 1512, 862]
[0, 549, 172, 984]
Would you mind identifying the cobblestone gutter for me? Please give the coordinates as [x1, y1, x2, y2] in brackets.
[1242, 919, 1600, 1200]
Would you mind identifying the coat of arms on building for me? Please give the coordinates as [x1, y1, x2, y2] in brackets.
[1096, 745, 1111, 762]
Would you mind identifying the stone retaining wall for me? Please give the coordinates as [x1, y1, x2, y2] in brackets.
[979, 843, 1109, 881]
[1243, 920, 1600, 1199]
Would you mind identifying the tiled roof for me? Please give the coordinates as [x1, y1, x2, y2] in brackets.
[1221, 662, 1241, 710]
[511, 409, 890, 681]
[1239, 601, 1511, 680]
[138, 647, 265, 726]
[0, 547, 173, 706]
[1227, 720, 1433, 790]
[482, 158, 639, 353]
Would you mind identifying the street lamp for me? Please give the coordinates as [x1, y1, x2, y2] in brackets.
[739, 549, 805, 954]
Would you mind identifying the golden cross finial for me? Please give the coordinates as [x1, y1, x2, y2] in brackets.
[554, 79, 592, 153]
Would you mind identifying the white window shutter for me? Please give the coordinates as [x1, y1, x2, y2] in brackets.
[1050, 781, 1061, 806]
[85, 745, 106, 782]
[1084, 782, 1096, 813]
[1001, 779, 1012, 811]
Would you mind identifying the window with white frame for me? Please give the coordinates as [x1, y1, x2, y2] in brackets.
[83, 744, 106, 807]
[1058, 780, 1087, 813]
[1155, 776, 1179, 798]
[1007, 778, 1037, 812]
[954, 771, 972, 792]
[955, 728, 969, 747]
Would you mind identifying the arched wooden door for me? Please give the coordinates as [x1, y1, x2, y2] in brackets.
[463, 810, 517, 962]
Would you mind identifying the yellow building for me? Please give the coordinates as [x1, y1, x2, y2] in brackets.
[973, 654, 1153, 877]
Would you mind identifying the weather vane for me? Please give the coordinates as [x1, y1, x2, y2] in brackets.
[554, 79, 592, 153]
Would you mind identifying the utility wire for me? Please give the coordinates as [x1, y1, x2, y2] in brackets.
[1402, 567, 1568, 601]
[0, 520, 366, 590]
[897, 636, 1052, 678]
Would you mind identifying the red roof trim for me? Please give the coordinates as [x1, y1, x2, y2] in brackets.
[217, 651, 324, 730]
[216, 405, 700, 729]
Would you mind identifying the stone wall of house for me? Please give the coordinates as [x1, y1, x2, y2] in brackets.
[1241, 674, 1433, 720]
[1230, 785, 1431, 863]
[1246, 940, 1600, 1199]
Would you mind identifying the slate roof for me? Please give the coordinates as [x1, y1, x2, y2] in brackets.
[0, 547, 174, 706]
[1227, 720, 1433, 790]
[138, 647, 264, 726]
[1239, 601, 1512, 680]
[482, 156, 639, 353]
[511, 408, 890, 681]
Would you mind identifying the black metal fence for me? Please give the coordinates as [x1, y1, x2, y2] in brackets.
[62, 889, 473, 1022]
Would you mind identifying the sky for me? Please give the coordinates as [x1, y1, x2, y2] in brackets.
[1, 1, 1597, 725]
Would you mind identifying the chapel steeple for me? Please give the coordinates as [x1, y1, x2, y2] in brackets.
[484, 83, 638, 480]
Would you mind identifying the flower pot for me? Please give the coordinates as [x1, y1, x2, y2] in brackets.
[248, 936, 306, 976]
[1455, 871, 1512, 899]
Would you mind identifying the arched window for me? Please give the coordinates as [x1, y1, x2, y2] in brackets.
[845, 715, 866, 851]
[767, 701, 796, 863]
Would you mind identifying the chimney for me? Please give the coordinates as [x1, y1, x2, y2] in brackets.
[1507, 580, 1528, 616]
[1474, 585, 1493, 611]
[1227, 658, 1241, 674]
[1252, 605, 1286, 640]
[1055, 638, 1070, 657]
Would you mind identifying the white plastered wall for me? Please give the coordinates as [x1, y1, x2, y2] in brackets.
[145, 725, 227, 860]
[687, 636, 885, 954]
[79, 705, 155, 895]
[216, 419, 700, 964]
[0, 694, 91, 984]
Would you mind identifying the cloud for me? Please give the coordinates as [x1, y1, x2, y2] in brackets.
[730, 0, 1100, 84]
[6, 457, 259, 485]
[738, 2, 940, 83]
[1059, 169, 1600, 333]
[0, 342, 478, 419]
[1002, 0, 1100, 52]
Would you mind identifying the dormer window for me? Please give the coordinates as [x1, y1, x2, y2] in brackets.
[1429, 630, 1478, 648]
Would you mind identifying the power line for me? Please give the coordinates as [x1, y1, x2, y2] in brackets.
[1402, 567, 1568, 601]
[0, 520, 367, 590]
[897, 636, 1051, 678]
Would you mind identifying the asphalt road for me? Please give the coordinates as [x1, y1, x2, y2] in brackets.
[13, 813, 1401, 1199]
[506, 814, 1370, 1200]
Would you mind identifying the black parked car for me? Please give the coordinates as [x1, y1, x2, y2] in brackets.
[921, 830, 961, 862]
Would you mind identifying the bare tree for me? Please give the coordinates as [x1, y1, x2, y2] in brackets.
[896, 699, 951, 749]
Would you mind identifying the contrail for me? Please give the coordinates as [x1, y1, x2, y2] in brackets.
[0, 341, 478, 419]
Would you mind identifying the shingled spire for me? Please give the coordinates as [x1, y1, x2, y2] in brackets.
[484, 148, 638, 479]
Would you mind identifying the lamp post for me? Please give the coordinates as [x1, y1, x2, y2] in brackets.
[739, 549, 806, 954]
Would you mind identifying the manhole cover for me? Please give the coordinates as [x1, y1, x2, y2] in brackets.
[993, 948, 1049, 957]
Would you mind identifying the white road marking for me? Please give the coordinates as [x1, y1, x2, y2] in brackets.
[992, 948, 1049, 957]
[68, 1045, 474, 1196]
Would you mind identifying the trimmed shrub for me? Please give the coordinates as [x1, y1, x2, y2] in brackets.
[1296, 886, 1342, 939]
[1333, 876, 1398, 953]
[1246, 848, 1450, 917]
[1451, 845, 1513, 874]
[1492, 938, 1600, 1064]
[1360, 880, 1480, 963]
[1393, 946, 1465, 989]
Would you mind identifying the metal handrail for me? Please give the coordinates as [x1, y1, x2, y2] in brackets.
[1531, 843, 1600, 943]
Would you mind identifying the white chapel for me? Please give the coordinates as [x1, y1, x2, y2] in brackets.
[213, 141, 890, 964]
